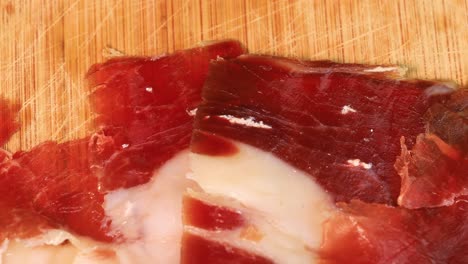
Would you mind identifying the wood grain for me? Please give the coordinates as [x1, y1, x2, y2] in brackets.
[0, 0, 467, 152]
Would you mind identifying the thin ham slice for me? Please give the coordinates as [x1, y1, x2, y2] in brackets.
[0, 99, 53, 241]
[87, 40, 245, 191]
[1, 42, 467, 264]
[183, 54, 466, 263]
[327, 106, 467, 264]
[319, 198, 468, 264]
[191, 54, 453, 205]
[0, 40, 245, 263]
[396, 89, 468, 208]
[11, 139, 114, 241]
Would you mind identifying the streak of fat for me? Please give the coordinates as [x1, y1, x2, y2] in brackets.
[190, 140, 336, 262]
[1, 151, 191, 264]
[103, 150, 191, 264]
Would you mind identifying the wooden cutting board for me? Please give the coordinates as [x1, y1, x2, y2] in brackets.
[1, 0, 467, 152]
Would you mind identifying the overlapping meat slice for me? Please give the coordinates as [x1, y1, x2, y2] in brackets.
[182, 55, 462, 263]
[190, 55, 454, 205]
[396, 89, 468, 208]
[2, 41, 466, 263]
[0, 40, 245, 263]
[0, 98, 52, 241]
[87, 40, 245, 191]
[181, 194, 275, 264]
[0, 136, 117, 262]
[13, 139, 114, 241]
[0, 156, 54, 242]
[355, 85, 468, 262]
[0, 140, 117, 262]
[319, 198, 468, 264]
[84, 40, 245, 262]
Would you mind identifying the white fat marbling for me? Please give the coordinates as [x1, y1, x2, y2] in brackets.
[1, 151, 191, 264]
[186, 108, 197, 116]
[347, 159, 372, 169]
[190, 141, 336, 263]
[0, 229, 115, 264]
[217, 115, 272, 129]
[104, 151, 190, 264]
[341, 105, 357, 115]
[363, 66, 399, 73]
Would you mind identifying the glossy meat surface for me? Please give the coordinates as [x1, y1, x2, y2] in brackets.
[396, 89, 468, 208]
[17, 140, 114, 241]
[1, 43, 467, 263]
[396, 134, 468, 209]
[87, 41, 245, 190]
[193, 55, 452, 204]
[0, 139, 114, 241]
[319, 198, 468, 264]
[187, 54, 467, 263]
[181, 233, 274, 264]
[0, 99, 53, 241]
[183, 196, 245, 231]
[0, 40, 245, 243]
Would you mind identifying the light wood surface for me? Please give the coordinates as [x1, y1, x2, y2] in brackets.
[1, 0, 467, 151]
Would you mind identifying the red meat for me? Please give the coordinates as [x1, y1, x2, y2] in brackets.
[0, 40, 245, 243]
[181, 233, 274, 264]
[319, 198, 468, 264]
[193, 55, 452, 204]
[87, 40, 245, 191]
[12, 140, 115, 241]
[0, 151, 55, 241]
[183, 196, 246, 231]
[396, 89, 468, 208]
[186, 54, 467, 263]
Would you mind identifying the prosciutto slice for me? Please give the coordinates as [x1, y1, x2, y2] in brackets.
[0, 40, 245, 263]
[319, 198, 468, 264]
[183, 55, 467, 263]
[396, 89, 468, 208]
[0, 100, 54, 241]
[190, 54, 452, 204]
[1, 42, 467, 263]
[87, 40, 245, 191]
[9, 139, 113, 241]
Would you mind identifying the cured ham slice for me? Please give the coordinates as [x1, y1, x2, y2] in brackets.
[11, 140, 113, 241]
[396, 89, 468, 208]
[189, 54, 453, 204]
[183, 55, 466, 263]
[1, 41, 467, 263]
[396, 134, 468, 209]
[0, 99, 52, 241]
[87, 40, 245, 190]
[319, 198, 468, 264]
[426, 89, 468, 152]
[84, 40, 244, 262]
[0, 40, 245, 263]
